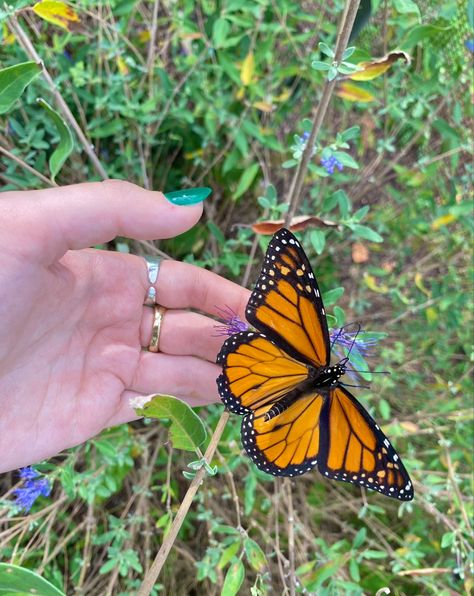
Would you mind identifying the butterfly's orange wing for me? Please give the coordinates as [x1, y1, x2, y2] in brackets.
[318, 386, 414, 500]
[217, 331, 310, 415]
[245, 228, 330, 368]
[241, 391, 324, 476]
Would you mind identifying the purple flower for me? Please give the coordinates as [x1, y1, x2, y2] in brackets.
[13, 467, 51, 513]
[321, 155, 344, 175]
[214, 306, 248, 337]
[465, 39, 474, 53]
[19, 466, 39, 480]
[330, 328, 378, 357]
[330, 327, 379, 381]
[301, 131, 310, 142]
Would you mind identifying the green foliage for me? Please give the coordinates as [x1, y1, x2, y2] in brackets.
[0, 61, 41, 114]
[135, 394, 207, 452]
[0, 0, 472, 594]
[0, 563, 66, 596]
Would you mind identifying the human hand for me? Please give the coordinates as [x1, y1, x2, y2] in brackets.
[0, 180, 249, 473]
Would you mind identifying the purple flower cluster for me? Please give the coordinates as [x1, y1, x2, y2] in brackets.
[330, 328, 378, 357]
[300, 131, 310, 142]
[13, 467, 51, 513]
[214, 306, 248, 337]
[321, 155, 344, 175]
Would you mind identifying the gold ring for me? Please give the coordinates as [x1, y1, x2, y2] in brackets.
[148, 305, 166, 352]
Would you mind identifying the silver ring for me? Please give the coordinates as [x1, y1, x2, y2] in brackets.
[144, 257, 162, 305]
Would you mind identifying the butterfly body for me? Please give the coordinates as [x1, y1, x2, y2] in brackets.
[217, 228, 414, 501]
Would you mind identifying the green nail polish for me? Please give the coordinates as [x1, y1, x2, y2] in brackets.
[164, 187, 212, 205]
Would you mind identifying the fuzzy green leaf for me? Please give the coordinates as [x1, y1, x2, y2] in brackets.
[135, 395, 207, 452]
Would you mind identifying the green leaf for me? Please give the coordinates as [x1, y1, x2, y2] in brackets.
[37, 98, 74, 180]
[221, 559, 245, 596]
[327, 66, 338, 81]
[393, 0, 420, 16]
[89, 119, 124, 138]
[351, 224, 383, 243]
[318, 42, 334, 58]
[333, 305, 345, 328]
[341, 125, 360, 141]
[441, 531, 455, 548]
[0, 61, 41, 114]
[332, 151, 359, 169]
[309, 229, 326, 255]
[323, 287, 344, 306]
[212, 18, 230, 48]
[232, 163, 260, 200]
[400, 24, 449, 49]
[311, 60, 330, 71]
[342, 46, 356, 60]
[352, 527, 367, 549]
[218, 540, 241, 569]
[244, 538, 267, 572]
[135, 395, 207, 452]
[0, 563, 66, 596]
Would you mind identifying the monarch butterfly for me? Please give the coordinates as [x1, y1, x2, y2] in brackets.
[217, 228, 413, 501]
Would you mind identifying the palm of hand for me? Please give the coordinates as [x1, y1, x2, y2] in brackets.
[0, 249, 143, 468]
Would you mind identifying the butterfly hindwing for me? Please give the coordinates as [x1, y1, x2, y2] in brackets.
[217, 330, 310, 415]
[318, 386, 414, 501]
[241, 392, 324, 477]
[245, 228, 330, 368]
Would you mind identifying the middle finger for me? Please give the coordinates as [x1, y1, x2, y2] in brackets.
[140, 307, 227, 362]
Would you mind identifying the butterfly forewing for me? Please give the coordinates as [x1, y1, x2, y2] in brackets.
[318, 386, 414, 501]
[217, 331, 309, 415]
[241, 392, 324, 476]
[245, 228, 330, 368]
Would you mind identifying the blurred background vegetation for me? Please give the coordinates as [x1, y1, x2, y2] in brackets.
[0, 0, 472, 594]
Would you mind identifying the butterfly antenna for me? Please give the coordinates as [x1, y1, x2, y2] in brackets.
[337, 323, 362, 367]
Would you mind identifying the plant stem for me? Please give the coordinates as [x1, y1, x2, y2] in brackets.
[284, 0, 361, 226]
[0, 145, 57, 187]
[7, 11, 109, 180]
[137, 411, 230, 596]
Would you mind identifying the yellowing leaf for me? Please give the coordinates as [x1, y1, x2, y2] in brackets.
[348, 50, 410, 81]
[138, 30, 151, 43]
[32, 1, 80, 31]
[399, 421, 420, 434]
[2, 23, 15, 45]
[235, 87, 245, 100]
[425, 306, 437, 323]
[252, 100, 274, 112]
[116, 56, 129, 75]
[180, 32, 203, 40]
[414, 272, 431, 297]
[363, 273, 389, 294]
[336, 82, 375, 102]
[184, 148, 203, 159]
[431, 213, 456, 230]
[240, 51, 255, 86]
[274, 88, 291, 102]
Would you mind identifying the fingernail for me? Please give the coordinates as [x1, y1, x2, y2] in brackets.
[164, 187, 212, 205]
